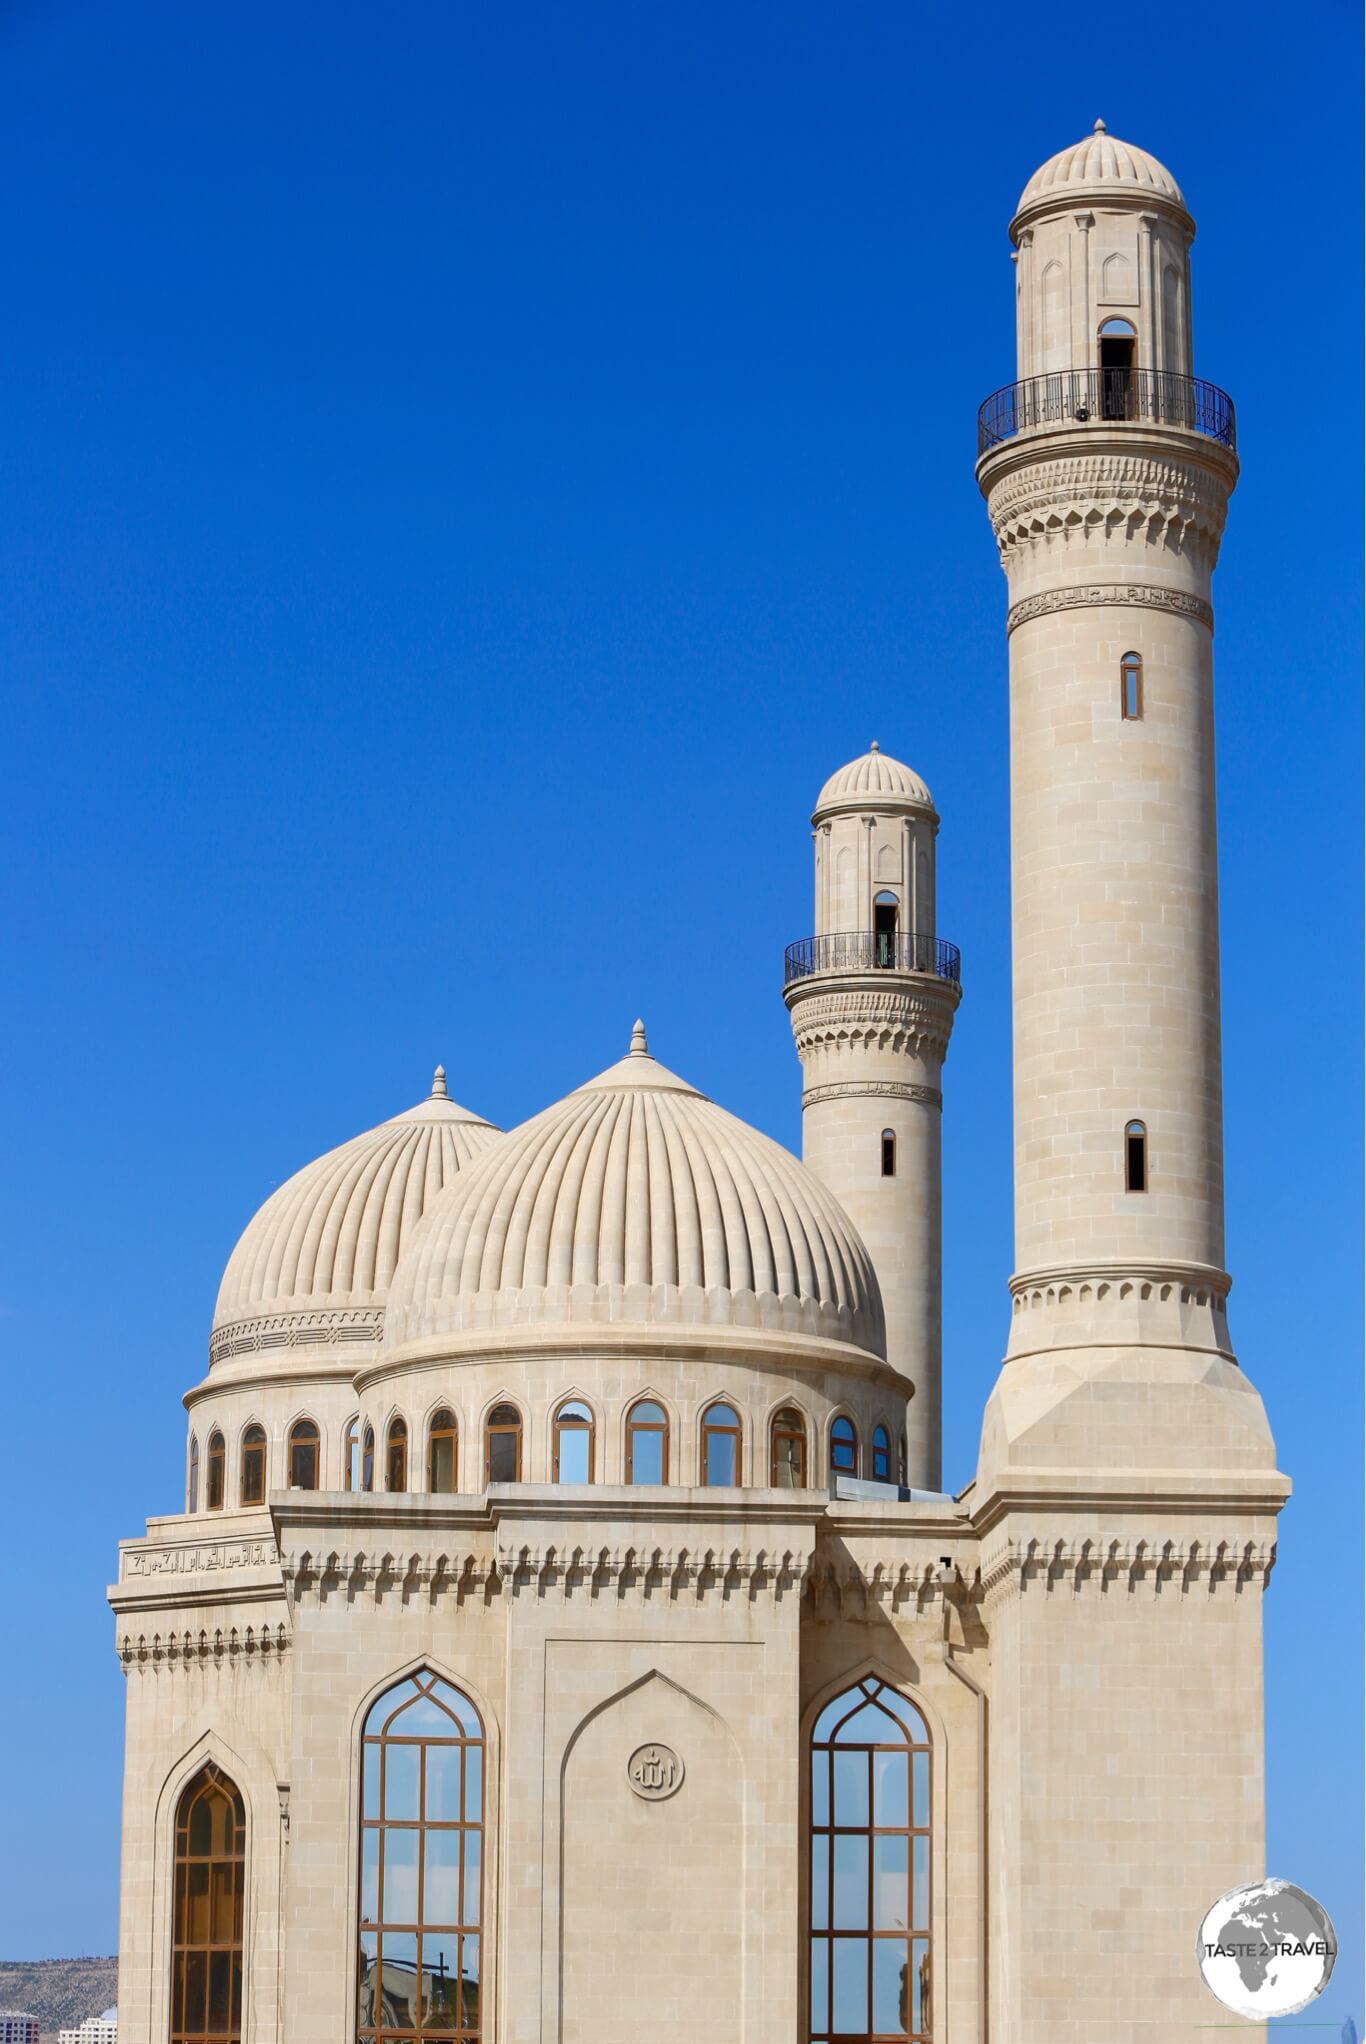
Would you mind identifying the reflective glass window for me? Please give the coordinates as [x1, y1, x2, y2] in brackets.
[625, 1400, 668, 1485]
[552, 1401, 593, 1485]
[171, 1764, 245, 2044]
[239, 1426, 266, 1507]
[700, 1401, 741, 1486]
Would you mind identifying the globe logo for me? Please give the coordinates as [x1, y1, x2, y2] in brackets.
[1198, 1879, 1337, 2019]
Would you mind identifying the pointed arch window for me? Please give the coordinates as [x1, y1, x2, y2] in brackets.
[206, 1431, 225, 1512]
[239, 1425, 266, 1507]
[362, 1424, 376, 1493]
[171, 1762, 245, 2044]
[771, 1407, 807, 1489]
[345, 1418, 362, 1493]
[386, 1417, 409, 1493]
[809, 1677, 932, 2044]
[625, 1399, 668, 1485]
[288, 1418, 320, 1491]
[830, 1416, 859, 1475]
[552, 1400, 594, 1484]
[1120, 650, 1143, 721]
[871, 1425, 893, 1483]
[700, 1401, 742, 1486]
[485, 1404, 522, 1484]
[188, 1435, 200, 1514]
[358, 1670, 484, 2043]
[428, 1410, 458, 1495]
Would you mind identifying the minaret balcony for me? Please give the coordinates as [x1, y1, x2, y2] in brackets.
[783, 930, 962, 987]
[976, 367, 1235, 457]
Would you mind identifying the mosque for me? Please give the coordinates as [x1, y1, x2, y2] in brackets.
[109, 124, 1288, 2044]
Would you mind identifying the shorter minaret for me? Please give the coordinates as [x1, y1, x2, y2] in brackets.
[783, 745, 961, 1488]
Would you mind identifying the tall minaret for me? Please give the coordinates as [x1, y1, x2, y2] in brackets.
[978, 120, 1239, 1381]
[972, 126, 1286, 2041]
[783, 745, 960, 1489]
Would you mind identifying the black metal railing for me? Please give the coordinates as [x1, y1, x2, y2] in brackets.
[976, 368, 1236, 455]
[784, 931, 961, 986]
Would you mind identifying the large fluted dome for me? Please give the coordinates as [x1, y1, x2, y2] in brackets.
[211, 1070, 502, 1365]
[384, 1025, 884, 1356]
[1014, 121, 1187, 231]
[814, 743, 933, 817]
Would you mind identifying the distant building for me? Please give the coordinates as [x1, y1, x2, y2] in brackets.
[0, 2016, 40, 2044]
[57, 2015, 117, 2044]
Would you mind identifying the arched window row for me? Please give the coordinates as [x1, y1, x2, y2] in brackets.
[186, 1399, 911, 1508]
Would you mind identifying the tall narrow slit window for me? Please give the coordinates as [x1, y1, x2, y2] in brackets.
[625, 1399, 668, 1485]
[809, 1676, 932, 2044]
[428, 1410, 458, 1494]
[880, 1129, 896, 1178]
[700, 1401, 741, 1486]
[171, 1762, 245, 2044]
[288, 1418, 320, 1491]
[1125, 1119, 1148, 1193]
[344, 1418, 362, 1493]
[871, 1424, 893, 1483]
[830, 1416, 859, 1476]
[552, 1401, 594, 1484]
[206, 1431, 225, 1513]
[362, 1424, 376, 1493]
[485, 1404, 522, 1484]
[239, 1425, 266, 1507]
[358, 1670, 484, 2043]
[386, 1416, 409, 1493]
[1120, 651, 1143, 721]
[188, 1435, 200, 1514]
[771, 1407, 807, 1489]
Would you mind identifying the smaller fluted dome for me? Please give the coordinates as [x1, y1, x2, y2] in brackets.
[1015, 120, 1186, 228]
[211, 1069, 502, 1365]
[385, 1025, 884, 1356]
[814, 742, 934, 817]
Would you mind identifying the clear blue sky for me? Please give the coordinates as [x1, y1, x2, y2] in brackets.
[1, 0, 1359, 2017]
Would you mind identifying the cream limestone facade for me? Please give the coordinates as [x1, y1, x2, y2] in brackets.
[110, 124, 1287, 2044]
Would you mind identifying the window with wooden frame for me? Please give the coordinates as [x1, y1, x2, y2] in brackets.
[1125, 1119, 1148, 1193]
[830, 1415, 859, 1475]
[625, 1399, 668, 1485]
[428, 1410, 458, 1495]
[362, 1424, 376, 1493]
[880, 1129, 896, 1178]
[897, 1431, 908, 1487]
[808, 1676, 932, 2044]
[871, 1424, 893, 1483]
[206, 1431, 225, 1512]
[700, 1400, 742, 1486]
[1120, 650, 1143, 721]
[386, 1417, 409, 1493]
[344, 1418, 362, 1493]
[770, 1407, 807, 1489]
[287, 1418, 320, 1491]
[239, 1425, 266, 1507]
[188, 1435, 200, 1513]
[171, 1762, 245, 2044]
[552, 1400, 593, 1484]
[484, 1404, 522, 1484]
[357, 1670, 484, 2044]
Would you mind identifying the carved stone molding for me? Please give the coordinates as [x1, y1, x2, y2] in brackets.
[117, 1620, 291, 1673]
[787, 984, 957, 1062]
[210, 1307, 385, 1365]
[978, 1533, 1276, 1605]
[121, 1537, 281, 1581]
[986, 446, 1231, 568]
[802, 1080, 942, 1109]
[278, 1539, 808, 1606]
[804, 1556, 954, 1619]
[1006, 583, 1214, 635]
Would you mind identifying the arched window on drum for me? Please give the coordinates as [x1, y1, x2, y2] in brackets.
[808, 1677, 932, 2044]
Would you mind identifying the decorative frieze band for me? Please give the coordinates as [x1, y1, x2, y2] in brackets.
[117, 1620, 291, 1673]
[123, 1537, 281, 1581]
[278, 1541, 808, 1606]
[1007, 583, 1214, 635]
[802, 1081, 942, 1109]
[209, 1307, 386, 1365]
[979, 1534, 1276, 1603]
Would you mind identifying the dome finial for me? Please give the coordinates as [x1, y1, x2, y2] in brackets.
[431, 1064, 448, 1099]
[869, 738, 880, 752]
[629, 1018, 649, 1057]
[1093, 116, 1107, 133]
